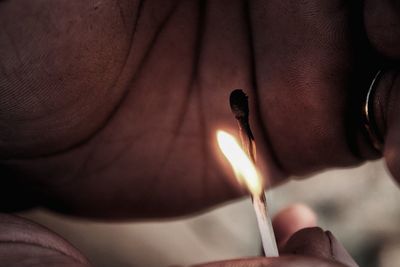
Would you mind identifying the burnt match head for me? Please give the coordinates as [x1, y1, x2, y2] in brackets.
[230, 89, 249, 119]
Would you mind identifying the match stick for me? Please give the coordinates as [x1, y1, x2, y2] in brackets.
[229, 89, 256, 163]
[253, 194, 279, 257]
[230, 89, 279, 257]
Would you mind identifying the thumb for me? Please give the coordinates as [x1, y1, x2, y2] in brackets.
[193, 256, 349, 267]
[282, 227, 358, 267]
[193, 227, 357, 267]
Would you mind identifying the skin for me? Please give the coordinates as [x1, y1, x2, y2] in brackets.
[0, 0, 399, 266]
[0, 213, 90, 267]
[0, 207, 356, 267]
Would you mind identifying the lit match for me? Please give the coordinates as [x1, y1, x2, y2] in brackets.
[217, 130, 279, 257]
[216, 89, 278, 257]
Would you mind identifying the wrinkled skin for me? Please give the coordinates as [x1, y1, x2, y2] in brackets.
[0, 0, 400, 266]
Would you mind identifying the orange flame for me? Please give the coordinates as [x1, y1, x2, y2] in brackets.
[217, 130, 263, 196]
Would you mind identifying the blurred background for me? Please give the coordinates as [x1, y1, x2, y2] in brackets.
[19, 160, 400, 267]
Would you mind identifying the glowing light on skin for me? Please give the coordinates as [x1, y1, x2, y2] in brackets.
[216, 130, 263, 196]
[216, 130, 278, 257]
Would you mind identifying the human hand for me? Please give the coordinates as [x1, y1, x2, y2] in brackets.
[194, 226, 358, 267]
[0, 205, 358, 267]
[0, 0, 399, 219]
[195, 205, 357, 267]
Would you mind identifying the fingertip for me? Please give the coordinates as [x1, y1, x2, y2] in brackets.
[283, 227, 328, 256]
[326, 231, 358, 267]
[282, 228, 358, 267]
[273, 203, 317, 249]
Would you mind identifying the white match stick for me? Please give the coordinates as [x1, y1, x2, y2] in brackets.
[216, 130, 279, 257]
[252, 193, 279, 257]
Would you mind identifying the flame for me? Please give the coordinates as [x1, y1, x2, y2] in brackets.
[216, 130, 263, 196]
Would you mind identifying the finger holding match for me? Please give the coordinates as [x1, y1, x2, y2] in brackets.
[272, 204, 318, 250]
